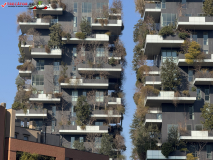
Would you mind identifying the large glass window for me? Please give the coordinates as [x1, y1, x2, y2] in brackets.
[96, 91, 104, 102]
[188, 70, 193, 82]
[35, 121, 43, 130]
[36, 60, 44, 71]
[80, 137, 84, 142]
[73, 17, 77, 27]
[54, 75, 59, 86]
[195, 124, 203, 131]
[72, 91, 78, 101]
[74, 2, 77, 13]
[53, 62, 59, 71]
[82, 2, 92, 13]
[71, 137, 75, 148]
[52, 106, 56, 117]
[189, 106, 194, 120]
[95, 122, 103, 126]
[161, 0, 166, 9]
[95, 137, 101, 148]
[187, 125, 192, 131]
[207, 144, 212, 159]
[161, 50, 177, 63]
[182, 0, 187, 8]
[50, 19, 58, 26]
[83, 91, 87, 97]
[161, 13, 176, 27]
[52, 120, 55, 132]
[73, 47, 77, 57]
[197, 87, 202, 100]
[71, 105, 76, 117]
[24, 136, 28, 141]
[96, 47, 105, 57]
[205, 87, 210, 102]
[203, 32, 208, 45]
[192, 33, 197, 42]
[32, 75, 44, 86]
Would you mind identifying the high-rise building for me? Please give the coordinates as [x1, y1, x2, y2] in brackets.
[132, 0, 213, 159]
[14, 0, 125, 159]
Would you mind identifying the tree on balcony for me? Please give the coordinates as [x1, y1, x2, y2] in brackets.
[161, 58, 181, 91]
[48, 23, 64, 49]
[201, 103, 213, 130]
[73, 140, 86, 151]
[113, 134, 126, 158]
[86, 133, 101, 153]
[134, 0, 145, 17]
[99, 133, 115, 158]
[80, 17, 92, 36]
[203, 0, 213, 16]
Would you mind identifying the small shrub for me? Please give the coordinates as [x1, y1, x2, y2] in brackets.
[191, 87, 196, 92]
[66, 33, 71, 39]
[161, 142, 174, 158]
[51, 3, 57, 9]
[54, 92, 62, 98]
[159, 26, 175, 37]
[16, 62, 34, 71]
[75, 32, 86, 39]
[94, 18, 98, 23]
[109, 57, 117, 65]
[178, 32, 190, 40]
[65, 77, 70, 83]
[98, 19, 105, 27]
[104, 19, 108, 25]
[105, 32, 111, 36]
[67, 121, 71, 125]
[186, 153, 197, 160]
[185, 41, 202, 64]
[182, 90, 190, 97]
[58, 76, 65, 83]
[117, 105, 125, 114]
[45, 45, 51, 53]
[17, 65, 24, 70]
[110, 8, 117, 13]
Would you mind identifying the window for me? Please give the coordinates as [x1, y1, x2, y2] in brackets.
[50, 19, 58, 26]
[161, 13, 176, 27]
[80, 137, 84, 142]
[52, 106, 56, 117]
[95, 137, 101, 148]
[96, 47, 105, 57]
[24, 136, 28, 141]
[157, 114, 162, 119]
[83, 91, 87, 97]
[72, 91, 78, 101]
[71, 121, 75, 126]
[73, 47, 77, 57]
[167, 124, 178, 134]
[52, 120, 55, 132]
[72, 66, 76, 71]
[35, 121, 42, 130]
[87, 17, 92, 25]
[96, 91, 104, 102]
[189, 106, 194, 120]
[188, 70, 193, 82]
[204, 50, 209, 54]
[185, 14, 191, 17]
[32, 75, 44, 86]
[187, 125, 192, 131]
[161, 50, 177, 63]
[195, 124, 203, 131]
[36, 60, 44, 71]
[182, 0, 187, 8]
[203, 32, 208, 45]
[82, 2, 92, 13]
[205, 87, 210, 102]
[191, 33, 197, 42]
[71, 137, 75, 148]
[54, 62, 59, 71]
[97, 2, 108, 10]
[197, 87, 202, 100]
[161, 0, 166, 9]
[54, 75, 59, 86]
[207, 144, 212, 159]
[73, 17, 77, 27]
[74, 2, 77, 13]
[71, 105, 76, 117]
[95, 122, 103, 126]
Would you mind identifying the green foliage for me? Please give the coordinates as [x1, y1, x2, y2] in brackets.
[178, 32, 190, 40]
[73, 140, 86, 151]
[60, 61, 68, 78]
[18, 41, 25, 63]
[161, 142, 174, 158]
[75, 96, 91, 127]
[200, 103, 213, 130]
[15, 76, 25, 89]
[16, 61, 34, 71]
[105, 32, 111, 36]
[12, 101, 24, 110]
[159, 25, 175, 37]
[75, 32, 86, 39]
[161, 58, 181, 91]
[203, 0, 213, 16]
[185, 41, 203, 64]
[80, 17, 92, 35]
[108, 57, 117, 65]
[48, 23, 64, 49]
[182, 90, 190, 96]
[132, 43, 144, 72]
[99, 133, 114, 158]
[186, 153, 197, 160]
[191, 87, 196, 92]
[136, 65, 150, 85]
[17, 151, 55, 160]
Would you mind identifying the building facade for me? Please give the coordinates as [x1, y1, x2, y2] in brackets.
[143, 0, 213, 159]
[14, 0, 125, 159]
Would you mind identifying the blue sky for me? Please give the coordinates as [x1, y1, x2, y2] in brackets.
[0, 0, 140, 158]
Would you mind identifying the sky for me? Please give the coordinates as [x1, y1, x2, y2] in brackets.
[0, 0, 140, 158]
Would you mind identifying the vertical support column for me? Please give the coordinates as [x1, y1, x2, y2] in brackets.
[7, 150, 16, 160]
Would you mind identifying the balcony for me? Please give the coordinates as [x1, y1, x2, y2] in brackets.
[144, 76, 161, 88]
[108, 97, 121, 105]
[143, 66, 160, 75]
[144, 35, 184, 59]
[31, 48, 62, 58]
[146, 150, 186, 160]
[178, 53, 213, 66]
[177, 16, 213, 30]
[33, 4, 63, 15]
[91, 110, 121, 119]
[19, 70, 32, 77]
[144, 3, 161, 22]
[29, 94, 61, 103]
[77, 64, 122, 79]
[145, 91, 196, 106]
[145, 113, 162, 126]
[19, 18, 50, 33]
[180, 131, 213, 141]
[59, 125, 108, 135]
[60, 78, 109, 89]
[15, 109, 47, 120]
[62, 34, 109, 44]
[92, 20, 123, 35]
[193, 71, 213, 85]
